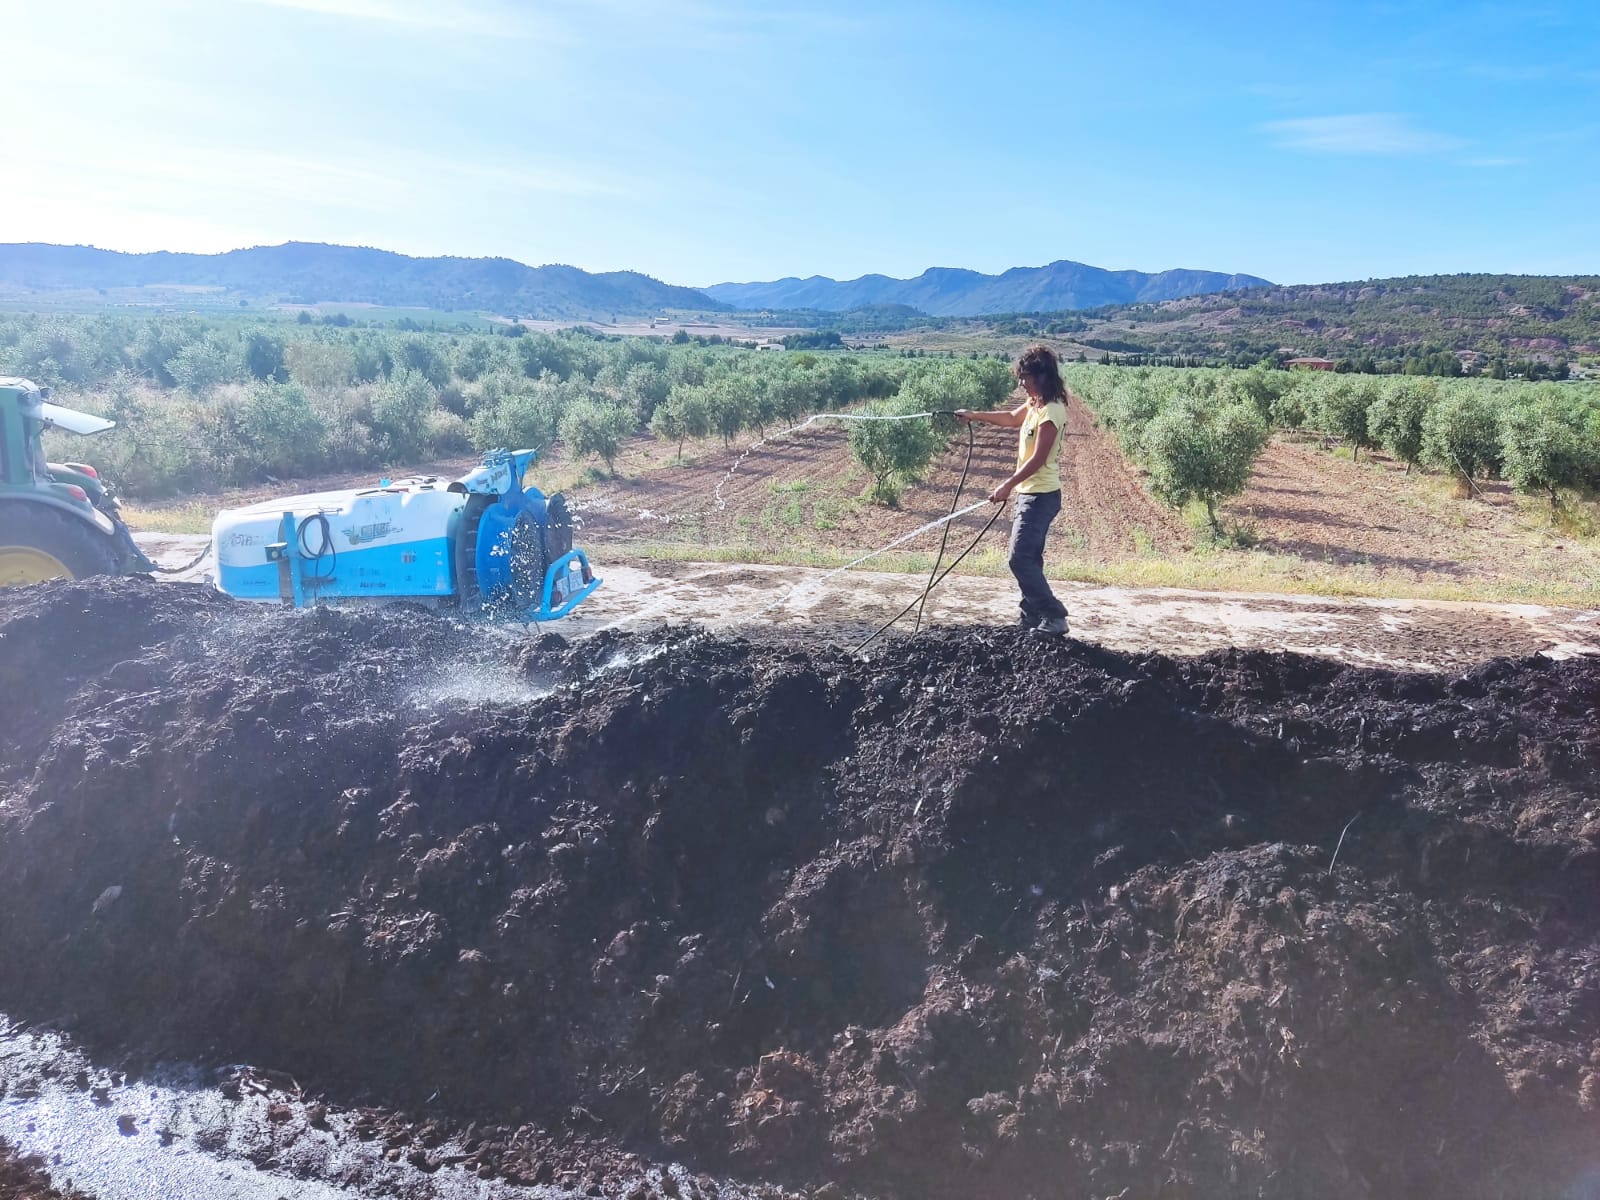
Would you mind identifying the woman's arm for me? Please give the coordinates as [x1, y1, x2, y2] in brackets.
[988, 420, 1058, 502]
[954, 401, 1029, 429]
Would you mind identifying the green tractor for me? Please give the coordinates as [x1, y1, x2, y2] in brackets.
[0, 376, 155, 587]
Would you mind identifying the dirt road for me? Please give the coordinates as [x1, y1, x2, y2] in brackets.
[138, 535, 1600, 670]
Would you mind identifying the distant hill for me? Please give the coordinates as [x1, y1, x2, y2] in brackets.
[0, 242, 728, 320]
[704, 260, 1273, 316]
[1073, 274, 1600, 366]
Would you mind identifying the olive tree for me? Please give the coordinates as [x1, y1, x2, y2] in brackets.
[1499, 389, 1594, 506]
[1366, 379, 1435, 472]
[1313, 376, 1379, 461]
[560, 398, 635, 475]
[848, 396, 941, 505]
[1141, 397, 1270, 533]
[470, 379, 566, 455]
[370, 367, 438, 461]
[1421, 389, 1501, 493]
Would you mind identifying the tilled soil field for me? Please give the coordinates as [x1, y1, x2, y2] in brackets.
[2, 579, 1599, 1199]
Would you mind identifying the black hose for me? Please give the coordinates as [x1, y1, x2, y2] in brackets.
[298, 512, 337, 584]
[913, 418, 974, 634]
[849, 413, 1008, 658]
[148, 543, 213, 574]
[849, 504, 1006, 655]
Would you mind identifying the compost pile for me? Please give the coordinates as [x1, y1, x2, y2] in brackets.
[0, 1137, 90, 1200]
[1, 579, 1598, 1200]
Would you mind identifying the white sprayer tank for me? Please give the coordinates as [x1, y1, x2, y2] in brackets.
[212, 479, 466, 603]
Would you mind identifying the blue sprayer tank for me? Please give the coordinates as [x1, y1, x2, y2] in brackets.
[211, 449, 599, 621]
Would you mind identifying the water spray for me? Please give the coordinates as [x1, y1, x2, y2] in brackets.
[714, 409, 944, 511]
[748, 411, 1010, 651]
[579, 404, 1011, 647]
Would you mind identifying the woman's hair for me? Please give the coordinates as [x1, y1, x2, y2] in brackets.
[1015, 344, 1068, 403]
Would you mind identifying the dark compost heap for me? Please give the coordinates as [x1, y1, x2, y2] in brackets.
[1, 578, 1597, 1199]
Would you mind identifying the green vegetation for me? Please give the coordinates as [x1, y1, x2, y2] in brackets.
[848, 397, 943, 504]
[1421, 390, 1502, 491]
[1140, 398, 1270, 532]
[6, 309, 989, 503]
[843, 359, 1014, 503]
[15, 302, 1599, 560]
[1076, 274, 1600, 371]
[1366, 380, 1434, 471]
[1497, 388, 1596, 506]
[1075, 365, 1275, 532]
[560, 398, 635, 474]
[1069, 362, 1600, 516]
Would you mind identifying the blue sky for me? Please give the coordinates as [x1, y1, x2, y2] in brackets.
[6, 0, 1597, 286]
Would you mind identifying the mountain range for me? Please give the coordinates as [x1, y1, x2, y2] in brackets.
[704, 261, 1274, 316]
[0, 242, 1271, 320]
[0, 243, 725, 320]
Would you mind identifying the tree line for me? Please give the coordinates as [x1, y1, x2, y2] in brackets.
[5, 312, 1012, 501]
[1068, 364, 1600, 529]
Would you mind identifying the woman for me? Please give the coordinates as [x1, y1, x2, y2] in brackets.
[954, 345, 1070, 634]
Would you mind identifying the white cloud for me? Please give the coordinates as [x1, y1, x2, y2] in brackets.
[1262, 113, 1466, 155]
[1459, 156, 1525, 168]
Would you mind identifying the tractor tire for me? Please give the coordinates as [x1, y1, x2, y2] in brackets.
[545, 494, 574, 562]
[0, 504, 120, 587]
[454, 495, 492, 609]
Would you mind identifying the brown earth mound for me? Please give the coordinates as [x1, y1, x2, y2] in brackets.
[1, 579, 1598, 1199]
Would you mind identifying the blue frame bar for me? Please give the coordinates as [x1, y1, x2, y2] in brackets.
[534, 550, 602, 620]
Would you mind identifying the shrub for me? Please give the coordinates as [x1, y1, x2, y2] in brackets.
[470, 383, 564, 455]
[396, 335, 452, 387]
[653, 387, 713, 460]
[1366, 379, 1435, 471]
[621, 363, 670, 426]
[369, 368, 437, 462]
[1587, 407, 1600, 490]
[1421, 389, 1501, 491]
[1226, 365, 1292, 422]
[1141, 398, 1269, 532]
[560, 399, 634, 474]
[958, 357, 1018, 410]
[243, 331, 287, 382]
[1103, 376, 1167, 456]
[1499, 389, 1595, 505]
[898, 364, 986, 416]
[848, 395, 941, 505]
[1270, 388, 1308, 429]
[285, 341, 357, 390]
[706, 379, 753, 449]
[58, 381, 208, 498]
[312, 389, 378, 469]
[425, 409, 474, 456]
[232, 381, 327, 479]
[649, 404, 689, 462]
[453, 336, 505, 383]
[1313, 376, 1379, 460]
[168, 337, 244, 393]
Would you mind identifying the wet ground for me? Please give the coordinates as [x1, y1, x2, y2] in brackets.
[2, 578, 1599, 1198]
[135, 534, 1600, 671]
